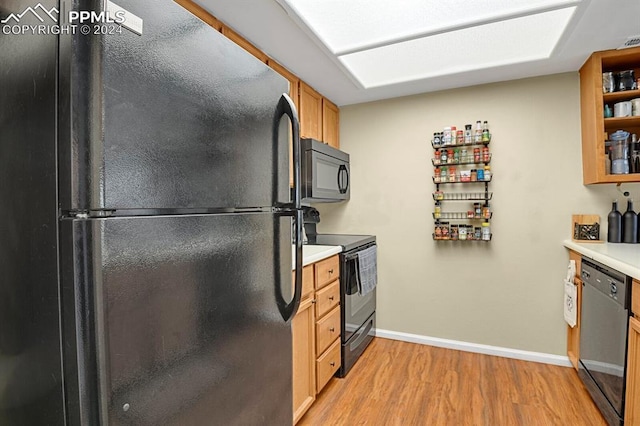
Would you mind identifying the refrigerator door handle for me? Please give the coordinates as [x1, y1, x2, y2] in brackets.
[276, 209, 303, 322]
[274, 93, 301, 210]
[273, 93, 302, 321]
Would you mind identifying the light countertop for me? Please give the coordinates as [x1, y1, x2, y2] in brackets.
[563, 240, 640, 280]
[292, 245, 342, 270]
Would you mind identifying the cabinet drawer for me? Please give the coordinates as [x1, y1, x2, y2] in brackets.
[315, 280, 340, 319]
[316, 339, 341, 394]
[315, 255, 339, 290]
[316, 306, 341, 356]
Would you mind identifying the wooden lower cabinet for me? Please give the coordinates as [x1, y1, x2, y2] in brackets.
[292, 296, 315, 424]
[292, 255, 340, 424]
[626, 316, 640, 425]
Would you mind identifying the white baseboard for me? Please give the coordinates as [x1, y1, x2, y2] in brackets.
[375, 328, 573, 368]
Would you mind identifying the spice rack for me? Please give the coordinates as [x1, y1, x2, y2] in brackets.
[431, 123, 493, 242]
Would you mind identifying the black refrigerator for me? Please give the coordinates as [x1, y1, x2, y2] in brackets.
[0, 0, 303, 424]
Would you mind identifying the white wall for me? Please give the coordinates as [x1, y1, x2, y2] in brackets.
[316, 73, 640, 356]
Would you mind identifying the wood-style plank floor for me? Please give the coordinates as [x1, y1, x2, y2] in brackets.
[299, 338, 606, 426]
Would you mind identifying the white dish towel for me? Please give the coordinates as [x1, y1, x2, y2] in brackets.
[564, 260, 577, 328]
[356, 246, 378, 296]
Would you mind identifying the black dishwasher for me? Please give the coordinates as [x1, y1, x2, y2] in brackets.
[579, 258, 631, 426]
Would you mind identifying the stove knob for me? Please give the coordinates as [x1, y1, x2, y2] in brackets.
[611, 283, 617, 294]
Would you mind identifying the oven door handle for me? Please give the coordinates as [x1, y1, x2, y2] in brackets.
[350, 317, 374, 350]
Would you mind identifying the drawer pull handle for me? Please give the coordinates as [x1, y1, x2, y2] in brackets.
[311, 299, 316, 304]
[329, 327, 335, 332]
[328, 269, 334, 274]
[330, 362, 335, 367]
[329, 296, 334, 301]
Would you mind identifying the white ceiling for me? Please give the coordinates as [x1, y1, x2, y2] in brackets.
[195, 0, 640, 106]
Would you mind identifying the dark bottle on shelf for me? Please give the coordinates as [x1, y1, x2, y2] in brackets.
[607, 201, 622, 243]
[623, 200, 638, 243]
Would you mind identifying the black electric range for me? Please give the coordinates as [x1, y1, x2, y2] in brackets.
[305, 233, 377, 377]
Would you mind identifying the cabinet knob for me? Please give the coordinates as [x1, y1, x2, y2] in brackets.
[329, 296, 334, 301]
[329, 327, 335, 332]
[328, 269, 334, 274]
[330, 362, 335, 367]
[311, 299, 316, 304]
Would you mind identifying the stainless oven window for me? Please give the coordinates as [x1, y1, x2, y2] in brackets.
[343, 253, 376, 342]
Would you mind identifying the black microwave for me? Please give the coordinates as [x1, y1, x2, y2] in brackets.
[300, 138, 350, 203]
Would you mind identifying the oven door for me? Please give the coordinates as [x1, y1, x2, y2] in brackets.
[342, 251, 376, 342]
[579, 277, 628, 422]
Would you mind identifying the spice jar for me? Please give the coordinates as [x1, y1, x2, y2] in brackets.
[460, 148, 468, 163]
[441, 222, 450, 239]
[482, 147, 490, 162]
[474, 202, 482, 217]
[433, 132, 441, 147]
[477, 168, 484, 181]
[441, 149, 448, 163]
[456, 130, 464, 145]
[474, 121, 482, 143]
[449, 166, 457, 182]
[451, 224, 459, 240]
[443, 127, 451, 145]
[447, 149, 454, 163]
[434, 204, 441, 218]
[473, 148, 481, 162]
[459, 226, 467, 240]
[434, 224, 442, 239]
[474, 227, 482, 240]
[434, 190, 444, 200]
[440, 166, 448, 182]
[470, 169, 477, 182]
[454, 149, 460, 163]
[434, 149, 441, 164]
[482, 206, 491, 219]
[434, 167, 441, 183]
[464, 124, 472, 144]
[484, 165, 492, 181]
[482, 222, 491, 241]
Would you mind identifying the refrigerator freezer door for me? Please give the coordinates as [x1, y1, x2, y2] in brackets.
[59, 0, 290, 211]
[59, 213, 293, 426]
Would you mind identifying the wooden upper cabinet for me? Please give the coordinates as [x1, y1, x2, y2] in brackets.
[174, 0, 222, 30]
[579, 47, 640, 184]
[267, 60, 299, 111]
[221, 25, 268, 63]
[299, 82, 323, 141]
[322, 98, 340, 149]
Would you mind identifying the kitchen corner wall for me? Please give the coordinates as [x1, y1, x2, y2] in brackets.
[315, 72, 640, 356]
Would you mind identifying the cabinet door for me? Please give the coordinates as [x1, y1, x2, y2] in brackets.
[567, 277, 582, 370]
[322, 98, 340, 149]
[292, 297, 316, 424]
[625, 316, 640, 425]
[299, 82, 323, 140]
[221, 25, 268, 63]
[567, 250, 582, 370]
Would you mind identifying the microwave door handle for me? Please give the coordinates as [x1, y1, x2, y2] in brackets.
[338, 165, 348, 194]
